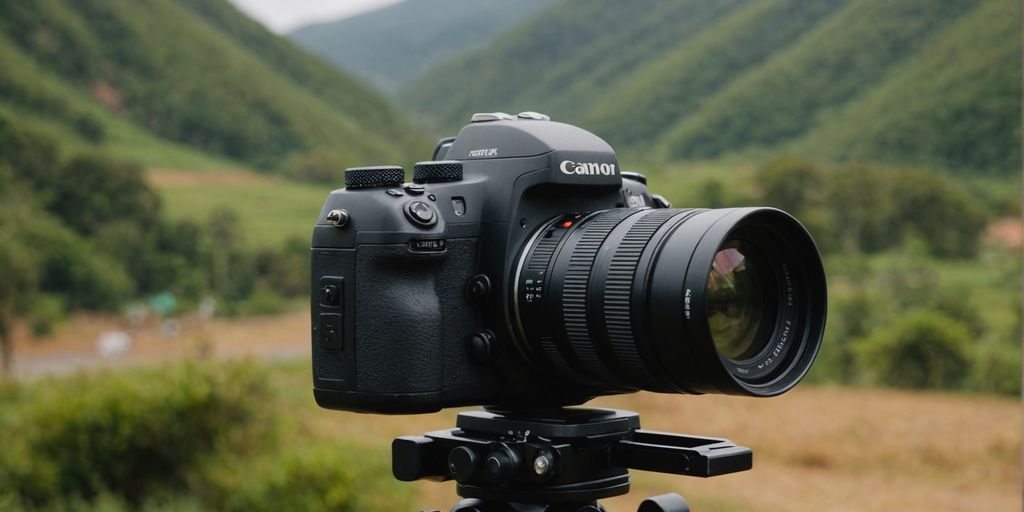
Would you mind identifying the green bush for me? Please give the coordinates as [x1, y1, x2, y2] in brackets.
[286, 148, 350, 184]
[854, 309, 972, 389]
[198, 443, 410, 512]
[0, 361, 273, 507]
[969, 340, 1022, 395]
[27, 295, 65, 338]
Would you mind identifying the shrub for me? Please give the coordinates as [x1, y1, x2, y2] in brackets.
[198, 442, 410, 512]
[854, 309, 972, 389]
[0, 361, 273, 507]
[27, 294, 65, 338]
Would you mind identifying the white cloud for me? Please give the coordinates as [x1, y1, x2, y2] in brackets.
[227, 0, 404, 33]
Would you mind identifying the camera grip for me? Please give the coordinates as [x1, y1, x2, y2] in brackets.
[354, 239, 479, 395]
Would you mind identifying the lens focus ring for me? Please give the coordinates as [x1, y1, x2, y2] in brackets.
[560, 209, 637, 380]
[603, 209, 691, 382]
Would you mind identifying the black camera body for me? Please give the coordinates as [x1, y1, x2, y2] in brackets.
[312, 113, 653, 413]
[312, 113, 826, 414]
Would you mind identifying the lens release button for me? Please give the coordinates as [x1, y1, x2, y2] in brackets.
[405, 201, 437, 227]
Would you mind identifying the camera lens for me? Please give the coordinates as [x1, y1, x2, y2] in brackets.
[511, 207, 825, 397]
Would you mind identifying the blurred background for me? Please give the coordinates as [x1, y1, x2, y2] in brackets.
[0, 0, 1019, 510]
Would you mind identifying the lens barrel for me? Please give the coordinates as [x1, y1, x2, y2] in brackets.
[512, 207, 826, 397]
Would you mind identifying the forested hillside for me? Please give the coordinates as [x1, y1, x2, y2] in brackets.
[288, 0, 556, 93]
[0, 0, 433, 371]
[404, 0, 1021, 174]
[0, 0, 426, 172]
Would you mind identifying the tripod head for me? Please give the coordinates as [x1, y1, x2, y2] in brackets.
[393, 408, 752, 512]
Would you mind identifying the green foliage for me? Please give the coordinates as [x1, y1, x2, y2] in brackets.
[44, 152, 160, 235]
[289, 0, 555, 93]
[0, 361, 410, 511]
[755, 158, 825, 216]
[854, 310, 972, 389]
[0, 0, 425, 171]
[794, 0, 1022, 173]
[804, 243, 1020, 395]
[0, 361, 273, 507]
[0, 116, 311, 333]
[285, 148, 350, 184]
[405, 0, 1019, 175]
[26, 295, 65, 338]
[750, 159, 989, 258]
[888, 169, 987, 258]
[0, 223, 40, 373]
[969, 339, 1022, 396]
[198, 442, 408, 512]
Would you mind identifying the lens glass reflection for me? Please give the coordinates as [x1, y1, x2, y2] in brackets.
[707, 240, 770, 360]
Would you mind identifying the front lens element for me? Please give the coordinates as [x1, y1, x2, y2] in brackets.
[707, 241, 771, 361]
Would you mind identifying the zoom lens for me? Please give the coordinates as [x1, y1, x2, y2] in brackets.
[511, 207, 825, 397]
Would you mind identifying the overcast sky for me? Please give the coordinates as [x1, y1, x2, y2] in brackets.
[227, 0, 403, 33]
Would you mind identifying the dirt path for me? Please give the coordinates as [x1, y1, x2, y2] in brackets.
[10, 310, 310, 378]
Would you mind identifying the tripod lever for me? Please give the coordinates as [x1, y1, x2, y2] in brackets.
[612, 430, 752, 477]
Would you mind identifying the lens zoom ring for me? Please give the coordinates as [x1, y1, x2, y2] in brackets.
[561, 210, 635, 378]
[605, 209, 690, 376]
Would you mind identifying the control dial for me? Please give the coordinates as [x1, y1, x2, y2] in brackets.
[414, 161, 463, 184]
[344, 166, 405, 189]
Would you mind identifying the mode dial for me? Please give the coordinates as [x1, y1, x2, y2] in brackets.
[413, 161, 463, 184]
[344, 166, 405, 189]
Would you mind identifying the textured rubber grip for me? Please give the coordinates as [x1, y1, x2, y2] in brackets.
[344, 166, 404, 189]
[413, 161, 463, 184]
[560, 209, 636, 379]
[604, 209, 687, 376]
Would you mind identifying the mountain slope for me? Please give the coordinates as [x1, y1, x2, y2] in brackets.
[403, 0, 1020, 174]
[288, 0, 556, 93]
[0, 0, 426, 171]
[789, 0, 1021, 173]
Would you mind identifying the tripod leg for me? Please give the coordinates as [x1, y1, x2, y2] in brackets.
[638, 493, 690, 512]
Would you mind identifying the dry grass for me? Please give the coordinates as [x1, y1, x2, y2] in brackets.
[298, 386, 1020, 511]
[13, 312, 1022, 511]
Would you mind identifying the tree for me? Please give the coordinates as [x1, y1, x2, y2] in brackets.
[756, 157, 824, 214]
[855, 309, 972, 389]
[888, 168, 986, 258]
[824, 164, 895, 253]
[0, 228, 38, 376]
[45, 153, 161, 235]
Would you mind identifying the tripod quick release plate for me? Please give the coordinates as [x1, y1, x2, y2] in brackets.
[392, 408, 752, 506]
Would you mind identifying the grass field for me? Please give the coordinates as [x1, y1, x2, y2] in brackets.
[266, 360, 1019, 512]
[10, 306, 1020, 511]
[149, 169, 328, 248]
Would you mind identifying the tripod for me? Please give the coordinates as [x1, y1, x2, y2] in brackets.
[393, 408, 752, 512]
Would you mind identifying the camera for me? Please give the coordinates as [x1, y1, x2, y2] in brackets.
[311, 112, 826, 414]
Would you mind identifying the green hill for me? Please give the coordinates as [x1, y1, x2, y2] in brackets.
[403, 0, 1021, 175]
[0, 0, 426, 172]
[288, 0, 556, 93]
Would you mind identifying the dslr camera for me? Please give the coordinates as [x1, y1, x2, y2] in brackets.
[311, 112, 825, 414]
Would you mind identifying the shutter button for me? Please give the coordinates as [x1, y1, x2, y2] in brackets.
[405, 201, 437, 227]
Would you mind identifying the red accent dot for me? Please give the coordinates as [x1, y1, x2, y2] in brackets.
[561, 220, 574, 228]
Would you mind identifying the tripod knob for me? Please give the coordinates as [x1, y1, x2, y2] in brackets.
[448, 447, 479, 484]
[484, 445, 520, 483]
